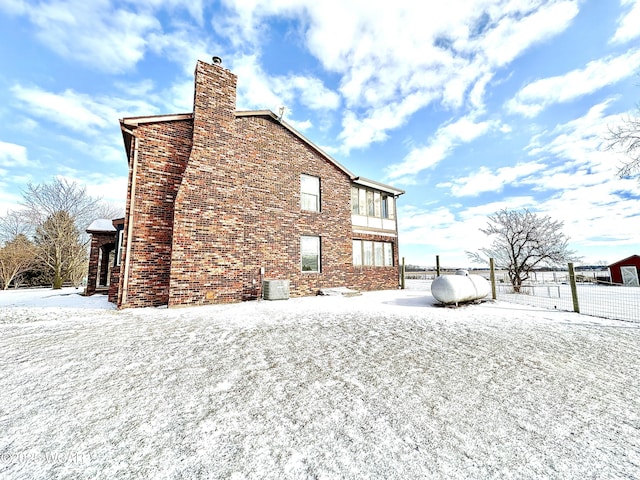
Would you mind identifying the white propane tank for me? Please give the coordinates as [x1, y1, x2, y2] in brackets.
[431, 271, 490, 305]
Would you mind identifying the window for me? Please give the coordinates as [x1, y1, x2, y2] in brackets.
[363, 241, 373, 266]
[351, 186, 395, 219]
[352, 240, 394, 267]
[301, 236, 320, 272]
[352, 240, 362, 266]
[358, 188, 367, 215]
[351, 187, 359, 215]
[367, 191, 374, 216]
[301, 174, 320, 212]
[374, 242, 384, 266]
[381, 195, 389, 219]
[383, 243, 393, 266]
[115, 229, 124, 266]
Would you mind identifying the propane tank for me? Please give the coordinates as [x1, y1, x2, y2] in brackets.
[431, 270, 489, 305]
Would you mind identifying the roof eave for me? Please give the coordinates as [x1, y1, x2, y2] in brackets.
[353, 176, 405, 196]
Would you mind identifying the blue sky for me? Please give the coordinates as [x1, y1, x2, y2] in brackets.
[0, 0, 639, 268]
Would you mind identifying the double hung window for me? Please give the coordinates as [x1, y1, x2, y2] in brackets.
[301, 175, 320, 212]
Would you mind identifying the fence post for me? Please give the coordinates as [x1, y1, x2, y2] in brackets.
[401, 257, 405, 290]
[568, 262, 580, 314]
[436, 255, 440, 276]
[489, 258, 497, 300]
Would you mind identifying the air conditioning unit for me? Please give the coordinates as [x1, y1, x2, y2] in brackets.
[262, 280, 290, 300]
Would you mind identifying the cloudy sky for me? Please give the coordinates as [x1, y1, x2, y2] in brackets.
[1, 0, 639, 267]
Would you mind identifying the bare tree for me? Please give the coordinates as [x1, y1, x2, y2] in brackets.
[18, 178, 123, 289]
[0, 210, 31, 244]
[0, 234, 36, 290]
[34, 211, 87, 289]
[21, 178, 102, 233]
[606, 110, 640, 178]
[467, 209, 576, 292]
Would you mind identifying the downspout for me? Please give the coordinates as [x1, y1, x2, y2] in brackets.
[121, 128, 139, 306]
[394, 194, 401, 285]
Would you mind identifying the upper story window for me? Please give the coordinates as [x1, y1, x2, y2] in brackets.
[301, 174, 320, 212]
[351, 186, 395, 219]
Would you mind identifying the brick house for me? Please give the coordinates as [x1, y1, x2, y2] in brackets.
[86, 58, 404, 308]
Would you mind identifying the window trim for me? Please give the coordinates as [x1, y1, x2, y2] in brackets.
[301, 235, 321, 273]
[115, 229, 124, 266]
[352, 239, 394, 267]
[351, 185, 395, 220]
[301, 174, 320, 212]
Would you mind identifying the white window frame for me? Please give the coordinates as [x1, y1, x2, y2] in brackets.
[351, 186, 395, 220]
[353, 240, 394, 267]
[115, 229, 124, 266]
[301, 236, 321, 273]
[352, 240, 362, 266]
[301, 174, 320, 212]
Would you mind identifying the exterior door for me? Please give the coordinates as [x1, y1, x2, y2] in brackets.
[620, 266, 639, 286]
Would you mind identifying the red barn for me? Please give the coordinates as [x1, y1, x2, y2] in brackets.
[608, 255, 640, 286]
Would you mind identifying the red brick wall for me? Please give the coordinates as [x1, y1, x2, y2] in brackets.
[235, 115, 356, 300]
[169, 61, 243, 306]
[118, 119, 193, 308]
[118, 60, 400, 308]
[108, 265, 120, 302]
[166, 60, 399, 306]
[85, 232, 116, 296]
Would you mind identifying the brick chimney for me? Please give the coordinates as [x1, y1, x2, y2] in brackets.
[192, 58, 237, 148]
[169, 58, 244, 306]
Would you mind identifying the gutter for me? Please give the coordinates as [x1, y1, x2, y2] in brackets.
[120, 129, 139, 306]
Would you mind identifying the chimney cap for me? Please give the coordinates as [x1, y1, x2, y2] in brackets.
[212, 56, 222, 65]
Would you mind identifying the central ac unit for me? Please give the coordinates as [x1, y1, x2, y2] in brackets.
[262, 279, 290, 300]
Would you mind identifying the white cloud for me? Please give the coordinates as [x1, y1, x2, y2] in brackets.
[56, 170, 128, 207]
[611, 0, 640, 44]
[11, 84, 160, 134]
[0, 141, 31, 167]
[517, 100, 640, 247]
[397, 204, 493, 261]
[232, 54, 339, 129]
[441, 162, 547, 197]
[0, 0, 208, 73]
[526, 100, 624, 171]
[385, 115, 494, 181]
[465, 0, 579, 68]
[507, 49, 640, 117]
[218, 0, 579, 152]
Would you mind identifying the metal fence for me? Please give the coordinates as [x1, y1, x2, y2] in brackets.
[493, 276, 639, 323]
[404, 266, 639, 323]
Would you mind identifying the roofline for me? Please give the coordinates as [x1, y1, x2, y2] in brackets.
[608, 254, 640, 268]
[120, 113, 193, 127]
[236, 110, 356, 179]
[119, 114, 194, 163]
[353, 177, 405, 196]
[117, 110, 405, 196]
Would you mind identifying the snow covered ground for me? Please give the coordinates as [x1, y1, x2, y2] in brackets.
[1, 283, 639, 479]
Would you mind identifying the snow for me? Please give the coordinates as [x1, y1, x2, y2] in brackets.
[1, 282, 639, 479]
[86, 219, 116, 232]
